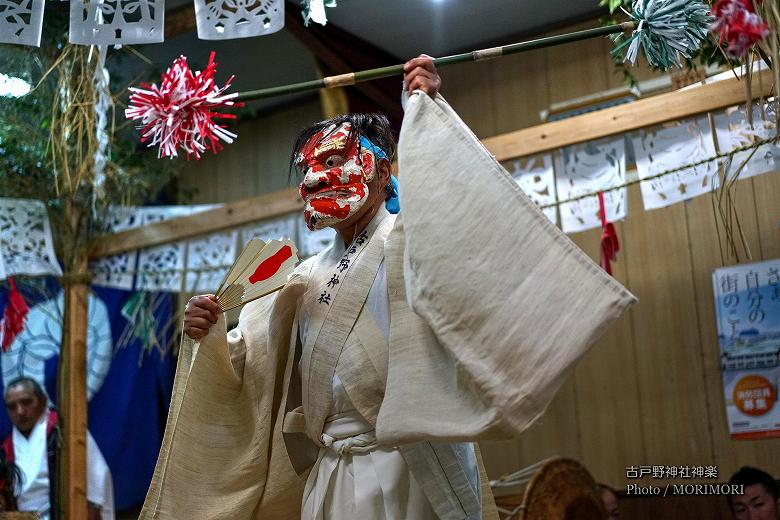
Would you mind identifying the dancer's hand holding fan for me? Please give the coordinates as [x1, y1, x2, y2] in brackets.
[183, 238, 298, 340]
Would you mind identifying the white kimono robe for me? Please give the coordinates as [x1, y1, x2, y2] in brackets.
[293, 206, 485, 519]
[140, 93, 635, 520]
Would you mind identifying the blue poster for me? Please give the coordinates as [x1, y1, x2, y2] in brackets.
[713, 259, 780, 440]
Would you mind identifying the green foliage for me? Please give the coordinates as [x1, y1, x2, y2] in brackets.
[600, 0, 627, 14]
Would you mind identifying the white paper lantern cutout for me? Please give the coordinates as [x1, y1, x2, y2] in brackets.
[633, 117, 718, 211]
[555, 137, 627, 234]
[508, 155, 557, 225]
[0, 0, 45, 46]
[69, 0, 164, 46]
[194, 0, 284, 40]
[0, 198, 62, 279]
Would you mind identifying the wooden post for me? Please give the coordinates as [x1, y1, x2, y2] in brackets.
[58, 254, 89, 519]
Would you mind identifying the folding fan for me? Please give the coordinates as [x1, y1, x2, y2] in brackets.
[215, 237, 299, 312]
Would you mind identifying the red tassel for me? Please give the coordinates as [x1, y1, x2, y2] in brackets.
[1, 277, 30, 352]
[598, 192, 620, 276]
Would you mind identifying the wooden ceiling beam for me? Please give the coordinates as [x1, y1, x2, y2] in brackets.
[90, 187, 303, 258]
[482, 68, 773, 161]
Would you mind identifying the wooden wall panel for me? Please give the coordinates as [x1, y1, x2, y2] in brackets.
[753, 173, 780, 260]
[621, 185, 714, 468]
[179, 97, 322, 204]
[489, 49, 549, 134]
[545, 21, 613, 106]
[569, 226, 646, 488]
[439, 59, 499, 138]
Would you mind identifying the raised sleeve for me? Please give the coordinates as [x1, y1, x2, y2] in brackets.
[378, 92, 636, 443]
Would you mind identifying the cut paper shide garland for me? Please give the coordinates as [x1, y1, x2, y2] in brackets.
[127, 0, 715, 159]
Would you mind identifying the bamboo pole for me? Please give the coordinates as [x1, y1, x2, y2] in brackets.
[235, 22, 636, 102]
[59, 203, 89, 520]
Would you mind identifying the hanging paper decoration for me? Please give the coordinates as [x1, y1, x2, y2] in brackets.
[91, 207, 143, 290]
[614, 0, 714, 70]
[300, 0, 336, 26]
[0, 198, 62, 279]
[715, 101, 780, 181]
[195, 0, 284, 40]
[93, 46, 112, 199]
[185, 230, 238, 293]
[554, 137, 627, 234]
[633, 117, 719, 210]
[711, 0, 769, 58]
[135, 206, 193, 292]
[598, 193, 621, 276]
[125, 52, 243, 159]
[135, 205, 222, 292]
[68, 0, 164, 45]
[240, 214, 297, 246]
[0, 0, 44, 46]
[508, 156, 557, 225]
[1, 291, 112, 400]
[1, 278, 29, 352]
[296, 214, 335, 258]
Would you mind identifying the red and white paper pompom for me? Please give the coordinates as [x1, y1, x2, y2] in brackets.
[712, 0, 770, 58]
[125, 51, 243, 159]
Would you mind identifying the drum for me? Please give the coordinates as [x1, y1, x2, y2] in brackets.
[496, 458, 607, 520]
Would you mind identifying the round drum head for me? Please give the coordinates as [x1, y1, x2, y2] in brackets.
[520, 458, 607, 520]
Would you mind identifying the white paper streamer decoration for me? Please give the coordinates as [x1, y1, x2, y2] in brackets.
[715, 101, 780, 181]
[297, 215, 335, 258]
[0, 0, 45, 46]
[633, 117, 718, 211]
[185, 231, 238, 292]
[239, 214, 297, 246]
[508, 155, 557, 225]
[2, 291, 113, 400]
[93, 45, 111, 199]
[90, 206, 143, 290]
[0, 198, 62, 278]
[195, 0, 284, 40]
[302, 0, 336, 26]
[69, 0, 164, 45]
[555, 137, 627, 233]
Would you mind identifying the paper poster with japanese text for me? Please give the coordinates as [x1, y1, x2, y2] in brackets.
[713, 259, 780, 440]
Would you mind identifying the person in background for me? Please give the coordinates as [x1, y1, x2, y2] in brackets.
[597, 483, 620, 519]
[1, 377, 114, 520]
[728, 466, 780, 520]
[0, 449, 20, 511]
